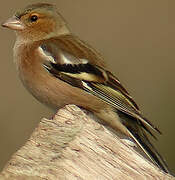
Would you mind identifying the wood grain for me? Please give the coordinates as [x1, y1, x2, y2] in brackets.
[0, 105, 173, 180]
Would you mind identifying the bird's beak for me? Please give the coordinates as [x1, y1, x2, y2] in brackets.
[1, 16, 24, 30]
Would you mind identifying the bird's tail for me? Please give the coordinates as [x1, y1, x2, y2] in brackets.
[117, 111, 170, 174]
[126, 126, 170, 174]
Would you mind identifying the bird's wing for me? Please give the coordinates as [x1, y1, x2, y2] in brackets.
[39, 42, 160, 134]
[39, 41, 169, 173]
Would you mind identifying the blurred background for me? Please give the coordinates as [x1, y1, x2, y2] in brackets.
[0, 0, 174, 174]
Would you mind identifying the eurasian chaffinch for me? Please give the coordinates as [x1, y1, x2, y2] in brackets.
[2, 3, 169, 173]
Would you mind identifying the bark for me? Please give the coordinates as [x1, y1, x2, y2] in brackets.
[0, 105, 174, 180]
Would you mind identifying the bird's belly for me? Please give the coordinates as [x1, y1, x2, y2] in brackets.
[18, 66, 106, 111]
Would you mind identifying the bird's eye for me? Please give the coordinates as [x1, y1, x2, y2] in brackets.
[30, 15, 38, 22]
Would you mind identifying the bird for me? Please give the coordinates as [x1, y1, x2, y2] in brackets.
[2, 3, 169, 173]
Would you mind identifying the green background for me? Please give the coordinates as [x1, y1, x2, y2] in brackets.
[0, 0, 174, 174]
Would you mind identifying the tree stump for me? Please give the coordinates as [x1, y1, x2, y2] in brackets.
[0, 105, 173, 180]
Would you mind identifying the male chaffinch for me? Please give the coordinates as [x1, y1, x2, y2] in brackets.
[2, 3, 169, 173]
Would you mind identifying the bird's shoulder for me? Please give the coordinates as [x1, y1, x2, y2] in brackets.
[38, 34, 106, 67]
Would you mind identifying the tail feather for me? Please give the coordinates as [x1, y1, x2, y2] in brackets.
[126, 127, 170, 174]
[139, 121, 158, 140]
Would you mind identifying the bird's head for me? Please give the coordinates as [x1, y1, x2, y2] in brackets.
[2, 3, 70, 42]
